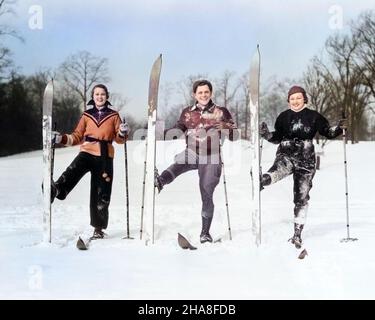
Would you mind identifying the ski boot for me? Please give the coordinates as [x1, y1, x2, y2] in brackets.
[288, 223, 303, 249]
[50, 181, 59, 203]
[42, 180, 59, 203]
[200, 217, 213, 243]
[90, 228, 106, 240]
[154, 168, 163, 193]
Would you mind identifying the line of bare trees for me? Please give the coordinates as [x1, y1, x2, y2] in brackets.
[304, 11, 375, 143]
[160, 12, 375, 143]
[0, 2, 136, 155]
[1, 1, 374, 156]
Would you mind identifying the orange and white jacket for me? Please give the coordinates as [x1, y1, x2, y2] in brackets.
[60, 105, 126, 158]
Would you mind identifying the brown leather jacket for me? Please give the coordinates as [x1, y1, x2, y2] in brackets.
[166, 100, 237, 155]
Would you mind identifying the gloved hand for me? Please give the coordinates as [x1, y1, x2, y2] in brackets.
[52, 131, 62, 144]
[338, 118, 348, 129]
[119, 122, 130, 137]
[259, 122, 272, 140]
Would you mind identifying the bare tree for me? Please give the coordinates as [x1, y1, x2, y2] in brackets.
[237, 72, 250, 139]
[0, 0, 23, 79]
[160, 103, 185, 132]
[260, 76, 292, 125]
[214, 70, 239, 108]
[110, 92, 129, 114]
[160, 81, 174, 111]
[303, 56, 333, 116]
[214, 70, 240, 127]
[354, 11, 375, 112]
[59, 51, 110, 110]
[323, 33, 370, 142]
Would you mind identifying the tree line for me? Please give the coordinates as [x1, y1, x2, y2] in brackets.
[160, 11, 375, 143]
[0, 1, 374, 156]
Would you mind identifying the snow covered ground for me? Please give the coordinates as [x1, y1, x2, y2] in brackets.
[0, 139, 374, 299]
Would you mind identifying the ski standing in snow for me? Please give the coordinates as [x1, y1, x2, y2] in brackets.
[140, 54, 162, 245]
[42, 80, 54, 243]
[155, 80, 238, 244]
[50, 84, 129, 243]
[248, 45, 262, 246]
[259, 85, 347, 254]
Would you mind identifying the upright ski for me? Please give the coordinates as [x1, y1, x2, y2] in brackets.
[249, 45, 261, 246]
[42, 80, 54, 243]
[142, 54, 162, 245]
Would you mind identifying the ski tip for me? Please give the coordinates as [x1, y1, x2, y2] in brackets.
[298, 249, 308, 259]
[178, 233, 197, 250]
[76, 237, 88, 250]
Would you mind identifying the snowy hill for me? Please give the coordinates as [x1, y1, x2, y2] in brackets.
[0, 139, 374, 299]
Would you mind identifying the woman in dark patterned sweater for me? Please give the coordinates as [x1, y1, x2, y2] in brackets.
[260, 85, 347, 248]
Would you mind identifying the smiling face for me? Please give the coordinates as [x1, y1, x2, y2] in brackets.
[193, 85, 212, 106]
[93, 87, 108, 107]
[288, 92, 305, 112]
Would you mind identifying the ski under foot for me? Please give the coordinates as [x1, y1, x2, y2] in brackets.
[298, 248, 308, 259]
[178, 233, 197, 250]
[293, 242, 308, 259]
[289, 238, 308, 259]
[76, 237, 90, 250]
[177, 233, 222, 250]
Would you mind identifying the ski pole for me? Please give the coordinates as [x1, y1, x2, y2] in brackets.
[220, 142, 232, 240]
[50, 122, 57, 242]
[51, 122, 57, 180]
[139, 138, 147, 240]
[122, 117, 134, 240]
[340, 112, 358, 242]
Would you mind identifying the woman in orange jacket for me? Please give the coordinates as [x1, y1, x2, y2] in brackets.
[52, 84, 129, 239]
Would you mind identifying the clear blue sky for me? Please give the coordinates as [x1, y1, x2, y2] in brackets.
[3, 0, 375, 120]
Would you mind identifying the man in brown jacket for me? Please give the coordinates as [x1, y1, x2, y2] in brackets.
[156, 80, 238, 243]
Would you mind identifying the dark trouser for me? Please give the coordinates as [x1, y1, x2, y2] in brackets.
[264, 140, 316, 225]
[55, 152, 113, 229]
[159, 149, 222, 219]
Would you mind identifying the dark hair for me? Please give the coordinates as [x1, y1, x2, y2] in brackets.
[91, 84, 110, 99]
[192, 80, 213, 93]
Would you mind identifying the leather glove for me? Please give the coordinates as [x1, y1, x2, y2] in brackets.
[119, 122, 130, 137]
[259, 122, 272, 140]
[52, 131, 62, 144]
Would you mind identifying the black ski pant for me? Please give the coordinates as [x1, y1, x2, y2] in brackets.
[159, 149, 222, 219]
[55, 152, 113, 229]
[264, 140, 316, 225]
